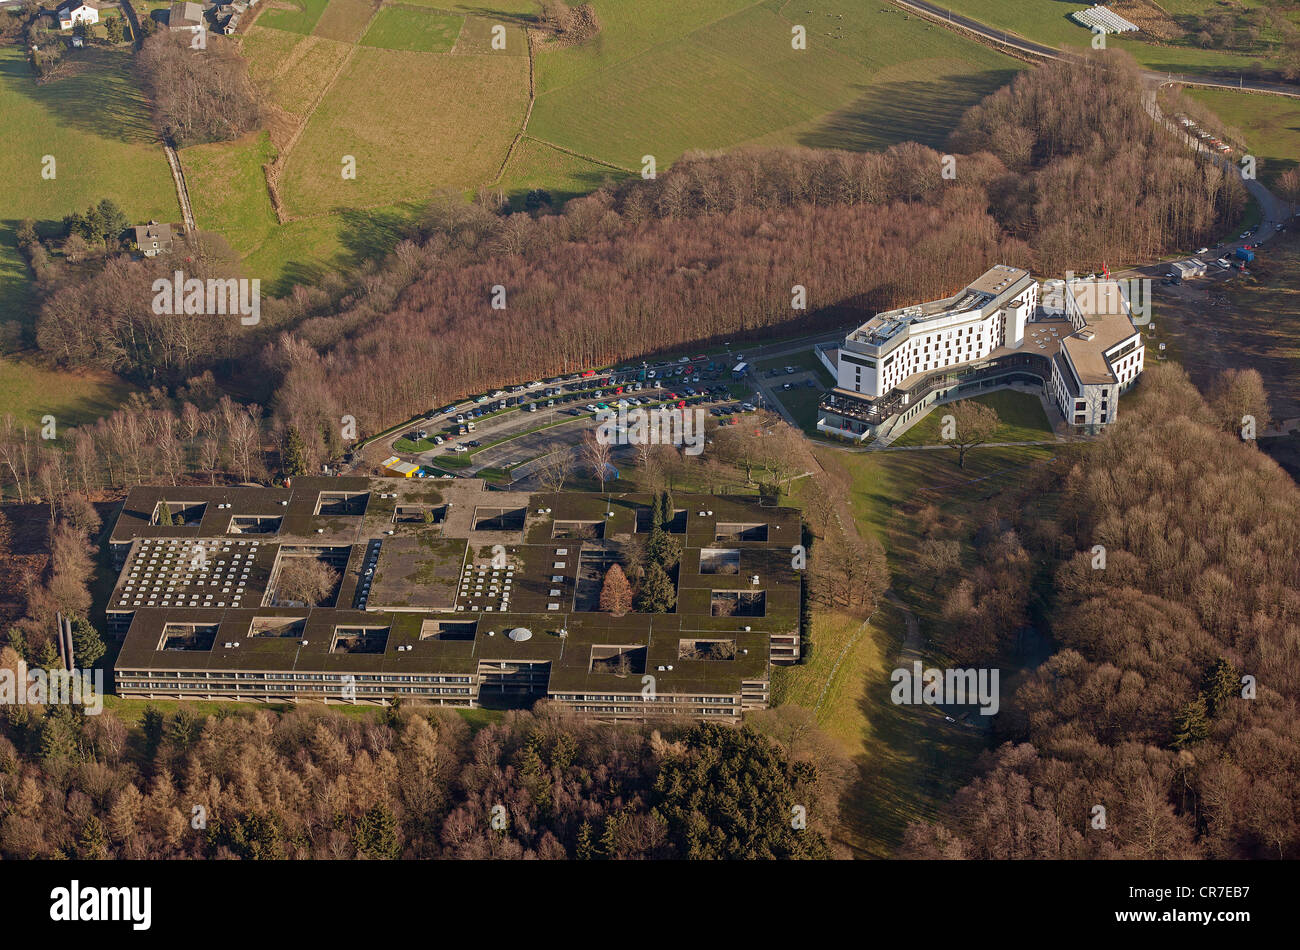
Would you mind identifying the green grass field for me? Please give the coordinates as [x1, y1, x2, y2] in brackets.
[279, 44, 529, 213]
[0, 45, 174, 426]
[195, 0, 1026, 288]
[527, 0, 1022, 173]
[360, 4, 463, 51]
[256, 0, 333, 34]
[891, 389, 1054, 446]
[0, 359, 136, 431]
[1187, 87, 1300, 186]
[497, 136, 625, 205]
[0, 45, 179, 328]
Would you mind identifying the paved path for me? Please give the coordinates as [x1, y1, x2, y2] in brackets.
[163, 144, 197, 232]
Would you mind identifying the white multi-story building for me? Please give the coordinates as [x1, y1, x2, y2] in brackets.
[817, 265, 1143, 440]
[831, 265, 1037, 399]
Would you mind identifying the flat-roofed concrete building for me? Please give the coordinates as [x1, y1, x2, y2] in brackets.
[108, 478, 802, 722]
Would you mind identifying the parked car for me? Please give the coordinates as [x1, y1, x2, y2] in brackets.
[452, 444, 468, 453]
[433, 435, 445, 445]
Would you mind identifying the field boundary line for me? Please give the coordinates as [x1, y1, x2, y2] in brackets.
[263, 8, 386, 224]
[490, 25, 539, 186]
[813, 606, 878, 718]
[518, 136, 636, 173]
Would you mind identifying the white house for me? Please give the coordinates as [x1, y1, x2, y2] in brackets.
[57, 1, 99, 30]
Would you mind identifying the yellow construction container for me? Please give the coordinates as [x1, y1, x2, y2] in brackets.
[381, 456, 419, 478]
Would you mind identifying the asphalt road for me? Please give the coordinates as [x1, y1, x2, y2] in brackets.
[891, 0, 1300, 99]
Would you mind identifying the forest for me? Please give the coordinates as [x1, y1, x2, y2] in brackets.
[905, 364, 1299, 859]
[0, 695, 847, 860]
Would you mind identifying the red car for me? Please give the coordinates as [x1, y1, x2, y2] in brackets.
[581, 370, 596, 378]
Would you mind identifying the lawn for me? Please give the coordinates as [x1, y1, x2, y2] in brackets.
[0, 45, 179, 329]
[256, 0, 332, 34]
[360, 5, 464, 52]
[890, 389, 1053, 446]
[0, 359, 137, 433]
[527, 0, 1022, 174]
[279, 44, 529, 213]
[0, 45, 173, 427]
[498, 136, 626, 207]
[1187, 87, 1300, 186]
[181, 132, 279, 259]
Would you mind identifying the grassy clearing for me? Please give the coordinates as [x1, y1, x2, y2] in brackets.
[819, 441, 1054, 634]
[527, 0, 1021, 173]
[891, 389, 1053, 446]
[497, 136, 625, 205]
[776, 441, 1055, 854]
[280, 45, 529, 213]
[0, 45, 179, 328]
[240, 22, 308, 82]
[829, 603, 989, 857]
[257, 0, 332, 34]
[181, 132, 279, 259]
[1187, 88, 1300, 186]
[0, 359, 137, 430]
[360, 5, 464, 51]
[771, 609, 883, 749]
[263, 32, 356, 116]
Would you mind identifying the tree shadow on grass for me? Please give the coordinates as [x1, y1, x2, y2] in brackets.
[0, 46, 158, 144]
[797, 71, 1020, 153]
[266, 202, 423, 295]
[502, 165, 627, 211]
[834, 603, 990, 858]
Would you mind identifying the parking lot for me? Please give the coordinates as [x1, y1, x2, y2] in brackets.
[376, 354, 761, 483]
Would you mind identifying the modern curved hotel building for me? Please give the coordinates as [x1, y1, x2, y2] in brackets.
[816, 265, 1145, 440]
